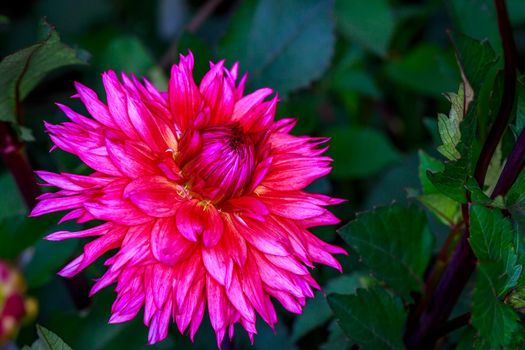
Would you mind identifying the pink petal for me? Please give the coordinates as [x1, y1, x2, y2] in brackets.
[151, 218, 196, 265]
[124, 176, 182, 217]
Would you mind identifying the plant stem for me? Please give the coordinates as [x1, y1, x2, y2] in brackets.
[491, 128, 525, 197]
[436, 312, 471, 339]
[406, 0, 517, 347]
[406, 223, 463, 331]
[473, 0, 517, 185]
[406, 206, 476, 348]
[0, 122, 40, 209]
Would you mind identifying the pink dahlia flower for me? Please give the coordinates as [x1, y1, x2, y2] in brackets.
[30, 52, 346, 346]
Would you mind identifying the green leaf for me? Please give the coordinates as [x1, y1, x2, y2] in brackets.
[512, 80, 525, 136]
[328, 288, 406, 350]
[470, 205, 522, 347]
[335, 0, 394, 57]
[449, 32, 498, 93]
[339, 204, 433, 297]
[465, 178, 504, 208]
[32, 325, 73, 350]
[456, 326, 476, 350]
[446, 0, 501, 54]
[470, 205, 519, 269]
[0, 21, 85, 124]
[506, 171, 525, 234]
[415, 151, 461, 225]
[325, 126, 400, 179]
[418, 151, 444, 193]
[427, 154, 471, 203]
[436, 85, 469, 161]
[218, 0, 334, 96]
[291, 273, 375, 341]
[415, 194, 461, 226]
[427, 34, 497, 203]
[384, 44, 458, 97]
[472, 263, 521, 347]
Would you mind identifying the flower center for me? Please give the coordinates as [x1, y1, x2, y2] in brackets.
[180, 125, 255, 202]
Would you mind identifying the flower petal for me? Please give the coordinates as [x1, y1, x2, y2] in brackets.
[151, 218, 196, 265]
[124, 176, 182, 217]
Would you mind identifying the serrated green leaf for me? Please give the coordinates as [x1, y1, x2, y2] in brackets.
[427, 35, 497, 203]
[291, 273, 374, 341]
[466, 178, 505, 208]
[473, 263, 521, 347]
[328, 288, 406, 350]
[485, 142, 503, 193]
[416, 151, 461, 225]
[339, 204, 433, 297]
[325, 126, 400, 179]
[418, 151, 444, 193]
[218, 0, 334, 96]
[470, 206, 522, 347]
[506, 171, 525, 234]
[34, 325, 73, 350]
[335, 0, 394, 57]
[427, 156, 471, 203]
[449, 32, 498, 93]
[436, 85, 468, 161]
[416, 194, 461, 226]
[470, 206, 519, 269]
[0, 21, 85, 124]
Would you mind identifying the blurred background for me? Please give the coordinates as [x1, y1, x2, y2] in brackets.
[0, 0, 525, 349]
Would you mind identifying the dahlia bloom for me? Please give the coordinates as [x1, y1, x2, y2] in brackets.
[30, 52, 346, 346]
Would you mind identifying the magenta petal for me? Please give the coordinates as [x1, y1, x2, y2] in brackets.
[124, 176, 181, 217]
[151, 218, 195, 265]
[175, 200, 202, 242]
[202, 205, 224, 247]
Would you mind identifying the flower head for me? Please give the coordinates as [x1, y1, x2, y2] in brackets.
[30, 52, 346, 346]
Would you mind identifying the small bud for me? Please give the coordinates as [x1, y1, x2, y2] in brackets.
[0, 260, 37, 345]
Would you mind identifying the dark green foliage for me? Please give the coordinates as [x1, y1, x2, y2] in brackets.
[339, 204, 433, 297]
[22, 325, 73, 350]
[470, 206, 522, 347]
[219, 0, 334, 96]
[0, 21, 85, 128]
[328, 288, 406, 350]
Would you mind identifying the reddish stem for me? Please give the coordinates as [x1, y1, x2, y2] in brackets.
[406, 0, 517, 347]
[473, 0, 517, 185]
[0, 122, 40, 209]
